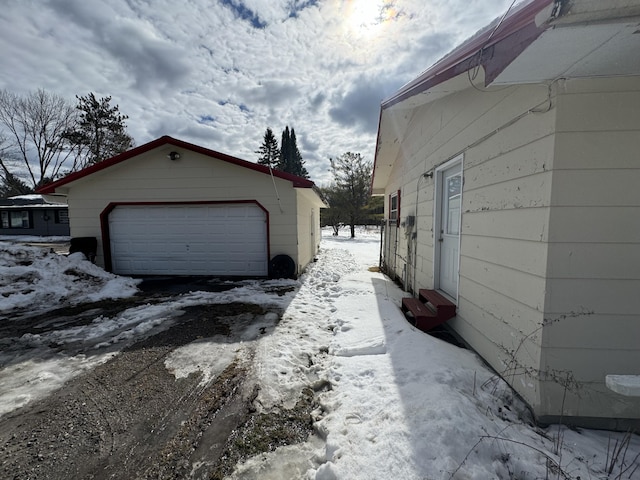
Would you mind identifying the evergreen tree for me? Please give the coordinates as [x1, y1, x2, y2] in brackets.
[66, 93, 134, 167]
[0, 164, 32, 197]
[277, 125, 309, 178]
[329, 152, 372, 238]
[278, 126, 291, 172]
[289, 128, 309, 178]
[255, 127, 280, 167]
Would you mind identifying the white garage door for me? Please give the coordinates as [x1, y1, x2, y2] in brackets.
[108, 204, 268, 276]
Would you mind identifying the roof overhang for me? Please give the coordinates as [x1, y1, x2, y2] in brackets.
[37, 136, 317, 195]
[372, 0, 640, 192]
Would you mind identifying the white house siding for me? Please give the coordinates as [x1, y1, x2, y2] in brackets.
[382, 77, 557, 413]
[539, 77, 640, 426]
[63, 147, 300, 271]
[295, 188, 322, 275]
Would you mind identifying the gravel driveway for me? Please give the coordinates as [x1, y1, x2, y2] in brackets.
[0, 284, 315, 480]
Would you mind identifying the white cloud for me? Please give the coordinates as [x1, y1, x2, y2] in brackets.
[0, 0, 515, 186]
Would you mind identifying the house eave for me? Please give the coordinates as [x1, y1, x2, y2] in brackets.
[372, 0, 640, 191]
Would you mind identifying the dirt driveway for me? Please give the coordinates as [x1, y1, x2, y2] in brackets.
[0, 285, 316, 479]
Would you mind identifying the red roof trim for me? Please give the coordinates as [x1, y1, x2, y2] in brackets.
[381, 0, 553, 109]
[37, 135, 315, 193]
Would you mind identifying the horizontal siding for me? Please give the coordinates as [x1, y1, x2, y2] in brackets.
[66, 150, 301, 268]
[450, 306, 542, 410]
[540, 78, 640, 421]
[547, 243, 640, 279]
[544, 278, 640, 316]
[462, 236, 548, 277]
[462, 208, 550, 242]
[381, 74, 640, 423]
[465, 135, 553, 190]
[542, 313, 640, 350]
[408, 83, 551, 168]
[538, 379, 640, 419]
[381, 79, 556, 417]
[460, 256, 546, 312]
[554, 131, 640, 170]
[541, 346, 640, 384]
[551, 169, 640, 206]
[463, 172, 552, 212]
[556, 91, 640, 132]
[459, 276, 544, 335]
[547, 206, 640, 243]
[466, 113, 556, 170]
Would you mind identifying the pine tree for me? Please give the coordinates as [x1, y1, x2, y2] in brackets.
[66, 93, 134, 167]
[289, 128, 309, 178]
[277, 125, 309, 178]
[0, 164, 32, 197]
[278, 126, 291, 172]
[255, 127, 280, 167]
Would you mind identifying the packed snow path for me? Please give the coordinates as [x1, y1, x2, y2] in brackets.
[1, 231, 639, 479]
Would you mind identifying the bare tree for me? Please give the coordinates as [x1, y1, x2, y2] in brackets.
[0, 89, 80, 189]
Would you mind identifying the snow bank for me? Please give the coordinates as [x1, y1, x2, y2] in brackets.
[0, 242, 140, 316]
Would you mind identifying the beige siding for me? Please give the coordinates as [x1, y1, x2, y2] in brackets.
[540, 77, 640, 420]
[380, 74, 640, 425]
[381, 76, 556, 411]
[66, 148, 304, 271]
[295, 188, 323, 275]
[456, 84, 555, 417]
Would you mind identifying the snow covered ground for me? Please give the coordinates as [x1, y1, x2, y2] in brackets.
[1, 229, 639, 479]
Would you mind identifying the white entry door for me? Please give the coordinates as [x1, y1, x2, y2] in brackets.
[436, 161, 462, 299]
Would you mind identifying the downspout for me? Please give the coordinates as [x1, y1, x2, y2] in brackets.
[379, 220, 384, 270]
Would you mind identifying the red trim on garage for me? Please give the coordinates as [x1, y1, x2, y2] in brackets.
[37, 135, 315, 194]
[99, 200, 270, 274]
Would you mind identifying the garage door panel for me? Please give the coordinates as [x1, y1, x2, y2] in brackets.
[108, 204, 268, 276]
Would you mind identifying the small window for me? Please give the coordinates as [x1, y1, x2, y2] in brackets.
[55, 210, 69, 224]
[389, 190, 401, 227]
[0, 210, 31, 229]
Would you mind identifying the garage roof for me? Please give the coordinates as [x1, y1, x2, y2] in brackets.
[37, 135, 316, 194]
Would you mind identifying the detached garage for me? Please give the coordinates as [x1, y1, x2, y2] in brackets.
[38, 136, 326, 278]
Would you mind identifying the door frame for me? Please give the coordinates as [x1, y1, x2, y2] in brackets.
[433, 155, 463, 302]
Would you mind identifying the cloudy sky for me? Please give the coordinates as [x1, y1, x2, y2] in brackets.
[1, 0, 513, 185]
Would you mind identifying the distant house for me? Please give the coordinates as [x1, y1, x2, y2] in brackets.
[0, 195, 70, 237]
[38, 136, 326, 278]
[373, 0, 640, 429]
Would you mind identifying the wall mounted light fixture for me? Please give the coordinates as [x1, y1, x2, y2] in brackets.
[168, 151, 181, 161]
